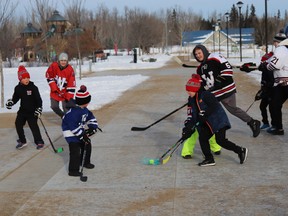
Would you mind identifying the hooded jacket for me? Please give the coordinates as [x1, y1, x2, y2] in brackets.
[186, 89, 231, 134]
[192, 45, 236, 101]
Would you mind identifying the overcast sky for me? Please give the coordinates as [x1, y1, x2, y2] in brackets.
[13, 0, 288, 19]
[92, 0, 286, 17]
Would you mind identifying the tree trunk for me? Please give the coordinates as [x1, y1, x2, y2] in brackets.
[0, 52, 4, 108]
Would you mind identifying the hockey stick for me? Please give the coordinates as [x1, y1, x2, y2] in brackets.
[245, 100, 256, 112]
[39, 117, 64, 153]
[80, 142, 88, 182]
[142, 137, 184, 165]
[131, 102, 188, 131]
[161, 139, 185, 164]
[182, 63, 195, 68]
[160, 122, 199, 164]
[143, 122, 199, 165]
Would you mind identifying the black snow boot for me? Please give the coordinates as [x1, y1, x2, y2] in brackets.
[248, 119, 260, 137]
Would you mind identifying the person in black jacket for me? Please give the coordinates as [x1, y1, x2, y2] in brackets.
[192, 45, 260, 138]
[256, 32, 287, 130]
[6, 66, 45, 150]
[182, 76, 248, 166]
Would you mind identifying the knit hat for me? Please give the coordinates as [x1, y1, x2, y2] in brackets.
[75, 85, 91, 105]
[18, 65, 30, 81]
[58, 52, 68, 61]
[273, 33, 287, 43]
[186, 77, 201, 92]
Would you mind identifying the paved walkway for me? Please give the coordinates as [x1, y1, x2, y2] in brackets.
[0, 60, 288, 216]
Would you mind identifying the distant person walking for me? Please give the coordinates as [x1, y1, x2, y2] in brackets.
[192, 45, 261, 137]
[46, 52, 76, 118]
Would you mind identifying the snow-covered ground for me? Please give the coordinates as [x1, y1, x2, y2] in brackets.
[0, 50, 263, 113]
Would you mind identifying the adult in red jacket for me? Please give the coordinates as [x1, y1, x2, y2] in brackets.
[46, 52, 76, 118]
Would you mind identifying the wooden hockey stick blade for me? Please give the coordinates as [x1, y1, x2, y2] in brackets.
[161, 156, 171, 165]
[131, 126, 150, 131]
[182, 63, 195, 68]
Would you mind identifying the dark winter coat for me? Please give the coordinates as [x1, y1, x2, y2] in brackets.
[260, 66, 274, 99]
[62, 106, 98, 144]
[192, 45, 236, 101]
[11, 81, 42, 115]
[186, 90, 231, 134]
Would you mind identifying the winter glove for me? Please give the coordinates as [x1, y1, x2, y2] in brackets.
[184, 119, 194, 128]
[85, 128, 96, 137]
[34, 107, 42, 118]
[258, 62, 267, 72]
[198, 110, 207, 124]
[80, 134, 91, 144]
[255, 90, 263, 101]
[182, 126, 195, 140]
[85, 127, 103, 137]
[6, 99, 14, 109]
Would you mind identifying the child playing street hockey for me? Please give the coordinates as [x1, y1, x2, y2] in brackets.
[181, 76, 248, 166]
[62, 85, 100, 177]
[256, 32, 286, 131]
[6, 66, 45, 150]
[192, 45, 261, 138]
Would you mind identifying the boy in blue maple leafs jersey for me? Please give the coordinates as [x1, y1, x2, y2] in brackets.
[62, 85, 100, 177]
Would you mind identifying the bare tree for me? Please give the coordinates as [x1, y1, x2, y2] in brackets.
[63, 0, 85, 27]
[0, 0, 17, 108]
[126, 8, 163, 55]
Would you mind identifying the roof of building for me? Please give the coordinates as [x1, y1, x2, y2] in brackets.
[182, 28, 254, 45]
[21, 23, 42, 34]
[46, 10, 67, 22]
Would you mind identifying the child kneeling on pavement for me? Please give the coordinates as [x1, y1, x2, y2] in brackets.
[62, 85, 100, 176]
[182, 76, 248, 166]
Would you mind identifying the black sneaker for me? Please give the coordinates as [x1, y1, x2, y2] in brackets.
[182, 155, 192, 159]
[238, 147, 248, 164]
[198, 158, 215, 167]
[267, 127, 284, 135]
[36, 143, 44, 150]
[68, 172, 81, 177]
[214, 151, 221, 155]
[248, 119, 260, 137]
[84, 163, 95, 169]
[16, 140, 27, 149]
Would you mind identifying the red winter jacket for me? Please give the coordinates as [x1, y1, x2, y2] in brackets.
[46, 62, 76, 101]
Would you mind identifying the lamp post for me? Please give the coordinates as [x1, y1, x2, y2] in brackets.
[265, 0, 268, 53]
[237, 1, 243, 62]
[213, 24, 215, 52]
[225, 12, 229, 58]
[217, 19, 221, 53]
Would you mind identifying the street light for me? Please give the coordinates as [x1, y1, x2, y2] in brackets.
[212, 24, 216, 52]
[225, 12, 229, 58]
[217, 19, 221, 53]
[237, 1, 243, 62]
[265, 0, 268, 53]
